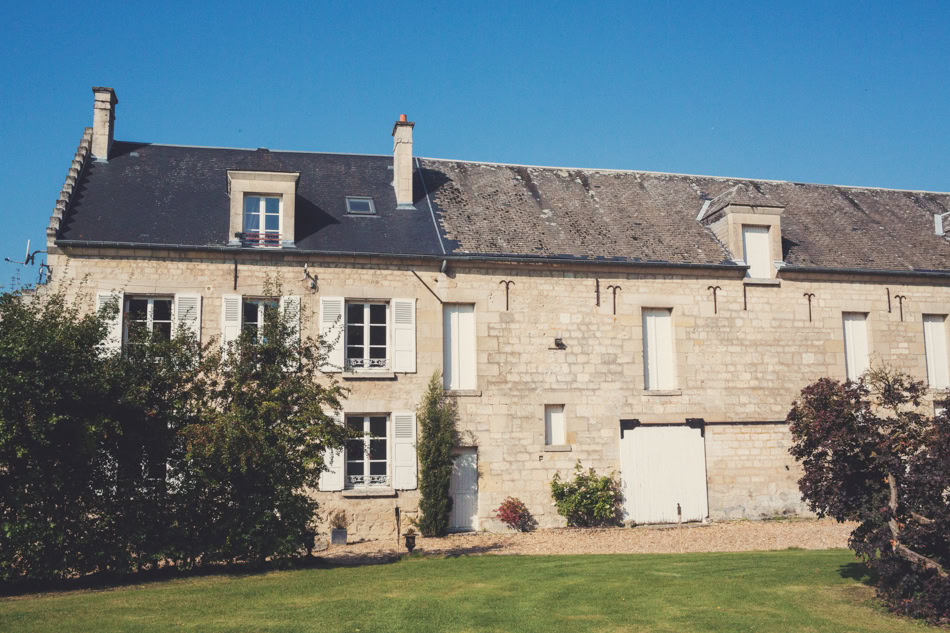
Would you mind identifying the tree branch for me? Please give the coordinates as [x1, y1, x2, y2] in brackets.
[910, 512, 935, 526]
[887, 473, 947, 578]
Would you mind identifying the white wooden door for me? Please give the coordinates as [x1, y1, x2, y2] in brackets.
[620, 425, 708, 524]
[449, 448, 478, 531]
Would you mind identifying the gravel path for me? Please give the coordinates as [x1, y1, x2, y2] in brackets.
[320, 518, 855, 564]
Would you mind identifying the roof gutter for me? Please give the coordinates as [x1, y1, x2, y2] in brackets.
[779, 265, 950, 280]
[53, 239, 748, 273]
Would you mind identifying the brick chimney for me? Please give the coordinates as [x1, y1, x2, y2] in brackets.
[392, 114, 415, 209]
[91, 87, 118, 161]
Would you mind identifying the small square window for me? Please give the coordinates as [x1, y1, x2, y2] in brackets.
[346, 196, 376, 215]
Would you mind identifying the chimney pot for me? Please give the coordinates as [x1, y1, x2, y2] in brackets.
[91, 86, 118, 161]
[399, 113, 407, 122]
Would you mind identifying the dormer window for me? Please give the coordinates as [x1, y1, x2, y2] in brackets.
[346, 196, 376, 215]
[227, 169, 299, 249]
[243, 195, 281, 247]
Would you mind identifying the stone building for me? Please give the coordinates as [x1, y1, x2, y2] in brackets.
[43, 87, 950, 538]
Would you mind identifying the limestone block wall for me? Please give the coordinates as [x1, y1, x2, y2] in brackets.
[47, 247, 950, 538]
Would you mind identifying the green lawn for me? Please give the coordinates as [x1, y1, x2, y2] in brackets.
[0, 549, 936, 632]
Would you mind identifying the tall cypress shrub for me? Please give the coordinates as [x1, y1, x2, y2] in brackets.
[415, 373, 459, 537]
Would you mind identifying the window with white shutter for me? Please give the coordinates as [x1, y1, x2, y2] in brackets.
[96, 291, 124, 356]
[319, 410, 345, 492]
[443, 304, 476, 390]
[392, 298, 416, 373]
[280, 296, 301, 345]
[392, 411, 417, 490]
[843, 312, 870, 380]
[174, 293, 202, 342]
[345, 415, 389, 488]
[544, 404, 566, 445]
[124, 296, 173, 347]
[923, 314, 949, 389]
[221, 295, 242, 349]
[319, 296, 345, 373]
[742, 225, 771, 279]
[642, 308, 676, 390]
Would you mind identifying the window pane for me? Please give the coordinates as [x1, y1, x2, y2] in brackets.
[153, 299, 172, 321]
[154, 322, 172, 340]
[264, 197, 280, 214]
[347, 324, 364, 346]
[347, 304, 364, 324]
[129, 299, 148, 321]
[369, 346, 386, 359]
[369, 461, 386, 476]
[369, 439, 386, 460]
[265, 214, 279, 231]
[346, 417, 364, 431]
[369, 304, 386, 324]
[244, 196, 261, 214]
[128, 322, 147, 343]
[369, 325, 386, 346]
[346, 439, 365, 460]
[346, 346, 363, 361]
[347, 460, 364, 476]
[243, 301, 259, 325]
[347, 198, 374, 214]
[369, 417, 386, 437]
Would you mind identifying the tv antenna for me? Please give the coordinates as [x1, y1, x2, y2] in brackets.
[4, 239, 46, 266]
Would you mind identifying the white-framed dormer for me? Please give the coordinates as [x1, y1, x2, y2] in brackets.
[227, 170, 299, 248]
[698, 184, 785, 281]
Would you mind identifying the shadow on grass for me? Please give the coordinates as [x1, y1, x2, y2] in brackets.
[838, 562, 879, 586]
[0, 542, 507, 598]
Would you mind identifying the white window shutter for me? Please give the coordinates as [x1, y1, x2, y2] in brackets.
[319, 296, 344, 373]
[96, 291, 124, 356]
[643, 308, 675, 390]
[742, 225, 771, 279]
[392, 298, 416, 373]
[320, 410, 345, 492]
[392, 411, 417, 490]
[174, 293, 202, 342]
[843, 312, 870, 380]
[923, 315, 949, 388]
[221, 294, 242, 349]
[280, 296, 301, 345]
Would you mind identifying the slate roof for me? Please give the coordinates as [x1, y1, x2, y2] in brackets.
[57, 141, 950, 273]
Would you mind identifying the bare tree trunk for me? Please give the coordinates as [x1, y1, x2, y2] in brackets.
[886, 473, 947, 578]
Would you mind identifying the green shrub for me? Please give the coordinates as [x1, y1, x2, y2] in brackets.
[550, 462, 622, 527]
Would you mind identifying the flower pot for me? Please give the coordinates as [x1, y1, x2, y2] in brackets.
[330, 528, 347, 546]
[404, 533, 416, 554]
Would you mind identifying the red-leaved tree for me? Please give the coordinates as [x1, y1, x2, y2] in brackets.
[787, 366, 949, 623]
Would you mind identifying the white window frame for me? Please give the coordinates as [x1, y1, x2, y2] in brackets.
[345, 414, 389, 488]
[345, 301, 390, 371]
[923, 314, 949, 389]
[741, 225, 772, 279]
[123, 296, 174, 346]
[242, 298, 277, 342]
[842, 312, 870, 380]
[544, 404, 566, 446]
[345, 196, 376, 215]
[642, 307, 676, 390]
[242, 194, 282, 247]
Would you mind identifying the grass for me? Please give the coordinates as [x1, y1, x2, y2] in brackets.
[0, 549, 938, 632]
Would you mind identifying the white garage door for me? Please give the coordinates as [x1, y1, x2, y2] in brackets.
[620, 424, 708, 524]
[449, 448, 478, 532]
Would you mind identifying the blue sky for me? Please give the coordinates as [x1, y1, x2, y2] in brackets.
[2, 1, 948, 287]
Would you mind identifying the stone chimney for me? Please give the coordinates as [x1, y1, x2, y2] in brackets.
[392, 114, 415, 208]
[91, 87, 118, 161]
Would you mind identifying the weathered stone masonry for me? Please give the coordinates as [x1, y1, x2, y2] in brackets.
[47, 247, 950, 538]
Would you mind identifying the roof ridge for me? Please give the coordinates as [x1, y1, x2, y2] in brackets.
[117, 140, 391, 159]
[418, 156, 950, 197]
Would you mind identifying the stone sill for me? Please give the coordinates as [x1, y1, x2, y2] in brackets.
[342, 371, 396, 380]
[542, 444, 572, 452]
[445, 389, 482, 397]
[743, 277, 781, 286]
[642, 389, 683, 397]
[342, 488, 396, 498]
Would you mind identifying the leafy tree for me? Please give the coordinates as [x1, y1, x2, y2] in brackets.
[550, 462, 622, 527]
[788, 366, 949, 624]
[0, 286, 114, 581]
[415, 373, 459, 537]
